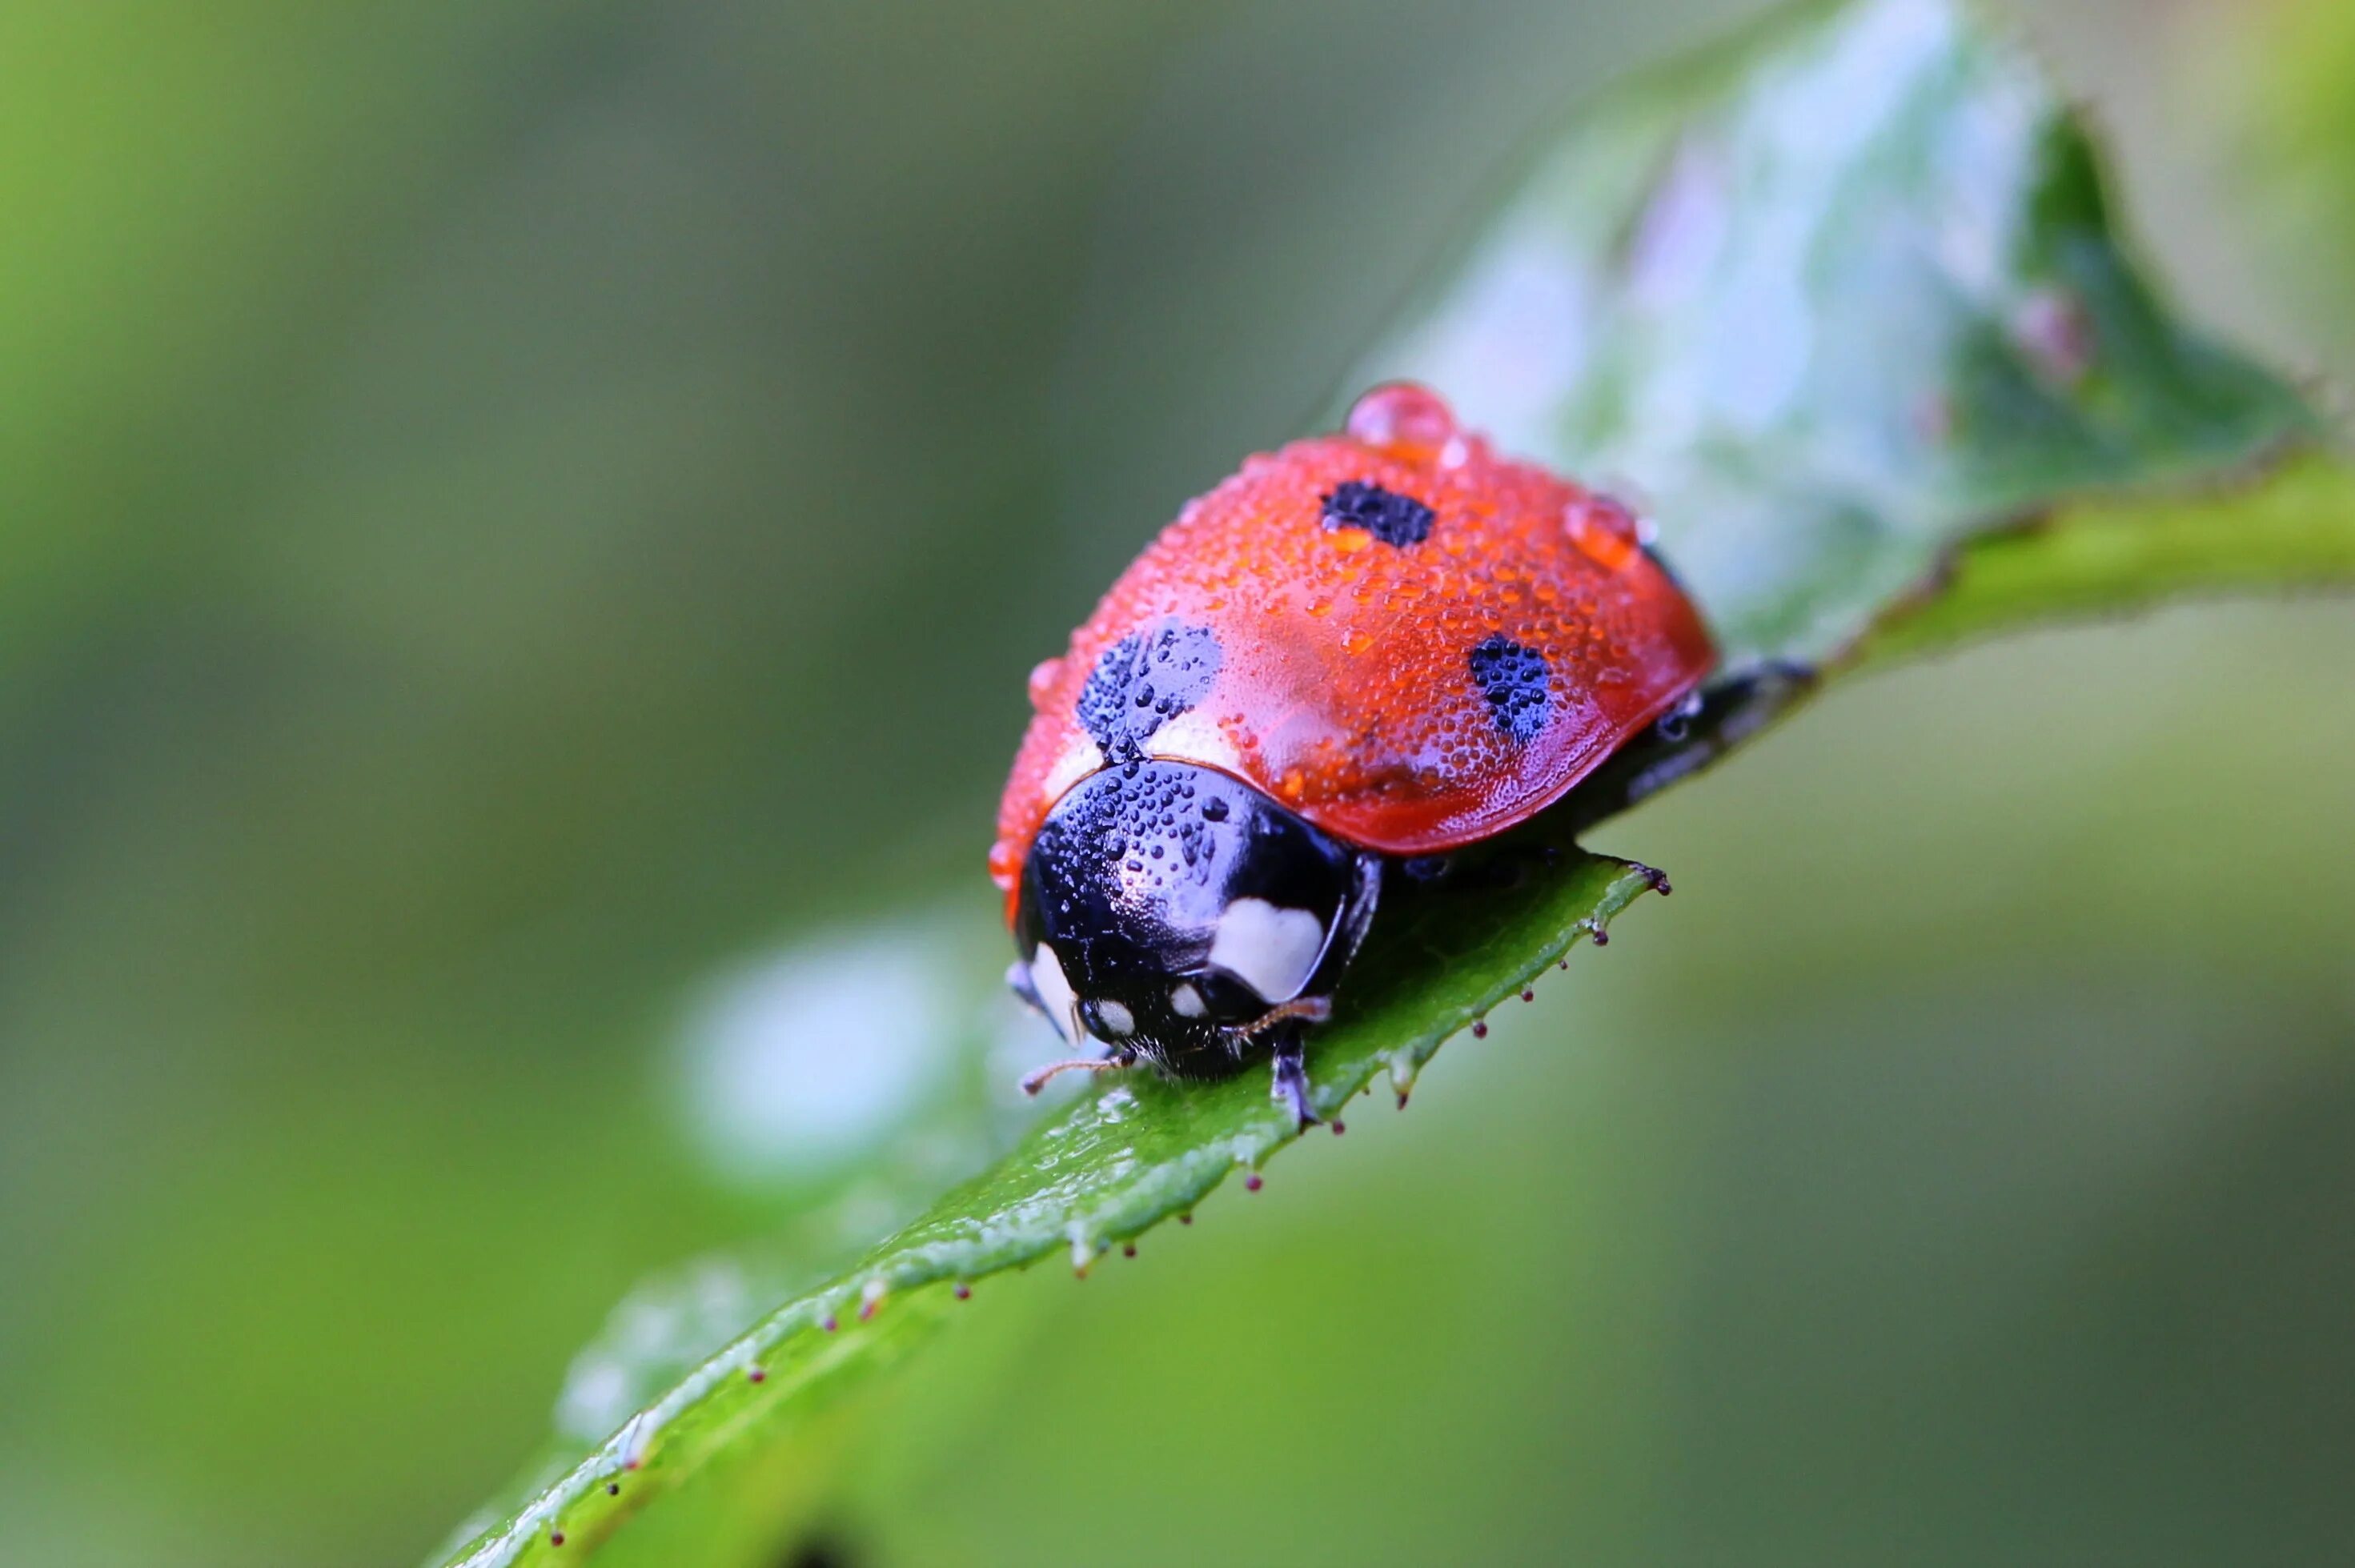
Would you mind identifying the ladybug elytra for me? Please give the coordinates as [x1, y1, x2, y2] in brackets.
[992, 383, 1717, 1125]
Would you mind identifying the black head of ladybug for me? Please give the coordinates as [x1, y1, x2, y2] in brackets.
[1009, 760, 1379, 1081]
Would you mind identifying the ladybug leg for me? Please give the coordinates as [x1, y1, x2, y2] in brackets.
[1005, 960, 1044, 1013]
[1395, 855, 1454, 887]
[1563, 660, 1819, 830]
[1268, 1025, 1320, 1131]
[1396, 841, 1563, 893]
[1395, 664, 1815, 897]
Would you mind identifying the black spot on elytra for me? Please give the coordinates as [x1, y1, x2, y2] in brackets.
[1321, 479, 1434, 547]
[1468, 635, 1551, 744]
[1076, 620, 1222, 757]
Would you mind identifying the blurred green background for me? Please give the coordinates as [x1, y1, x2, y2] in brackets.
[5, 1, 2353, 1564]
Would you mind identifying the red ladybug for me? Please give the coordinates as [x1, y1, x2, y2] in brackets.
[993, 383, 1716, 1124]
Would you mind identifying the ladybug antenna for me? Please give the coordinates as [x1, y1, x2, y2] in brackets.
[1021, 1051, 1135, 1097]
[1233, 994, 1334, 1040]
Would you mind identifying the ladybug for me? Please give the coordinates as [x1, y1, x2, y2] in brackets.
[991, 383, 1717, 1125]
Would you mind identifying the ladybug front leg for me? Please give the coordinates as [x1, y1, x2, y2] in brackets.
[1268, 1024, 1319, 1131]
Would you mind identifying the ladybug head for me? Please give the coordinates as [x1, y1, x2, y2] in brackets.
[1009, 760, 1378, 1081]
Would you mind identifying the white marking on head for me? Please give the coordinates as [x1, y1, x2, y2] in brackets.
[1029, 943, 1081, 1045]
[1169, 982, 1206, 1018]
[1206, 898, 1328, 1004]
[1093, 999, 1135, 1037]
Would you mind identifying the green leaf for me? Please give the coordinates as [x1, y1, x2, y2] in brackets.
[1343, 0, 2321, 669]
[432, 1, 2350, 1562]
[1864, 448, 2355, 664]
[436, 840, 1663, 1566]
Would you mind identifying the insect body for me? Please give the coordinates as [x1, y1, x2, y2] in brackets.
[992, 383, 1715, 1124]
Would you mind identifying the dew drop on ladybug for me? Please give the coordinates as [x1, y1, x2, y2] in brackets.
[994, 383, 1716, 1128]
[1344, 381, 1459, 462]
[1026, 656, 1064, 709]
[1564, 495, 1645, 573]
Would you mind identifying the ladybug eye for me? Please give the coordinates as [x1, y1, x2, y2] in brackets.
[1083, 999, 1136, 1039]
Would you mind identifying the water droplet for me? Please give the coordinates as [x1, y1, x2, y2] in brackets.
[1564, 495, 1643, 571]
[953, 1281, 972, 1300]
[987, 837, 1023, 892]
[1245, 1172, 1264, 1192]
[1344, 381, 1458, 459]
[747, 1364, 766, 1384]
[1471, 1019, 1489, 1039]
[1026, 656, 1063, 707]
